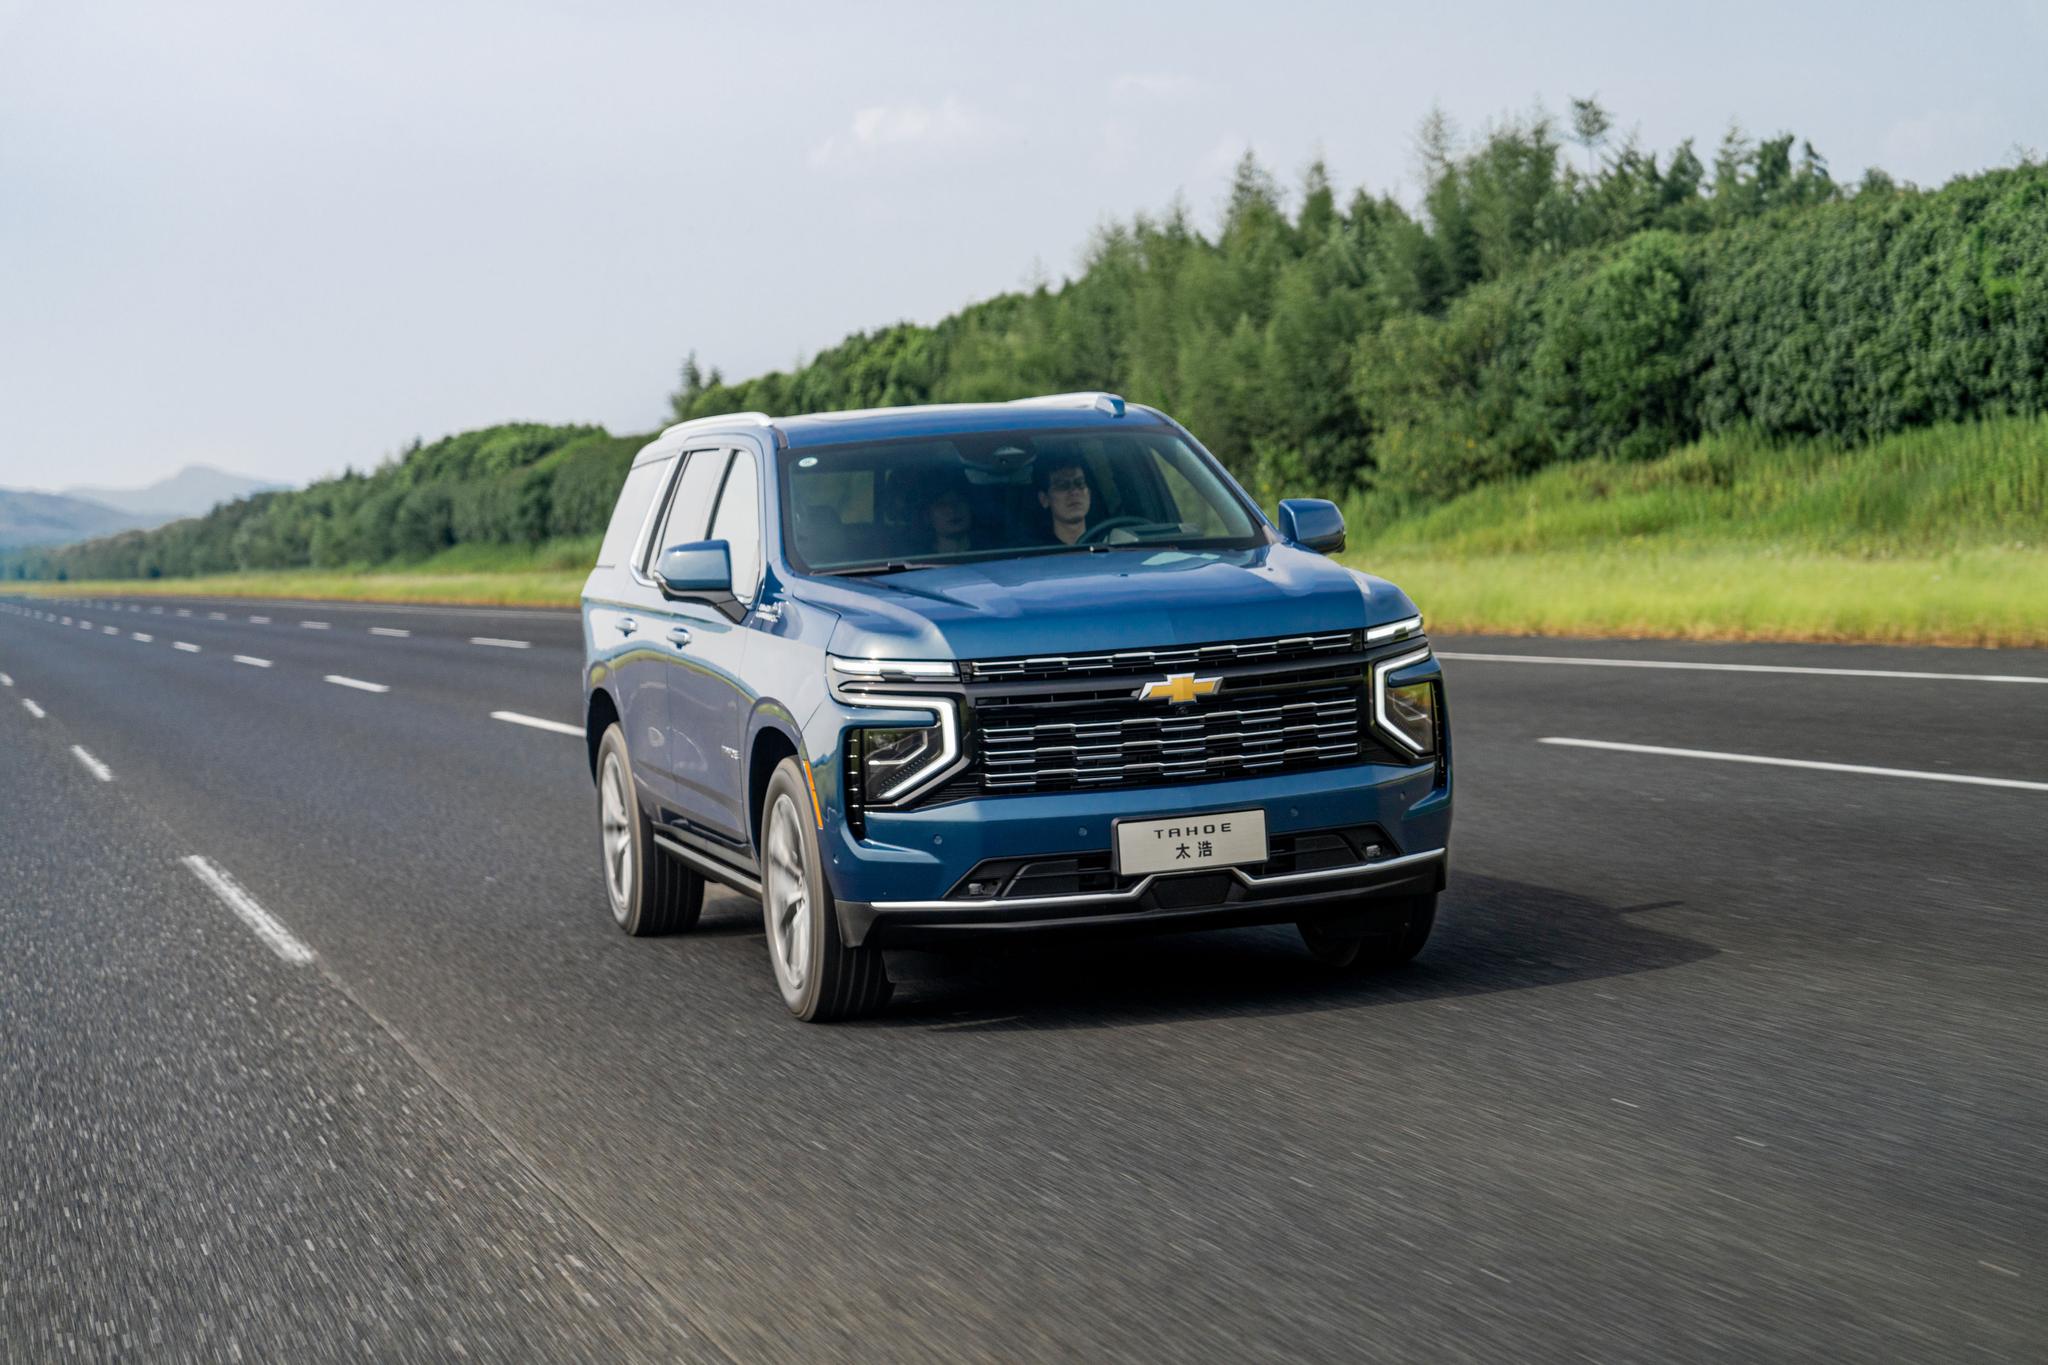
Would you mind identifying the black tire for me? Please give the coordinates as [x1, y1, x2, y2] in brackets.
[759, 757, 891, 1022]
[1299, 893, 1436, 970]
[596, 724, 703, 936]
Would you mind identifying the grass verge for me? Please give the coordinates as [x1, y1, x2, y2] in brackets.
[1349, 548, 2048, 648]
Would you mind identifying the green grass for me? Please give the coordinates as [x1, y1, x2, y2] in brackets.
[1331, 415, 2048, 646]
[21, 418, 2047, 643]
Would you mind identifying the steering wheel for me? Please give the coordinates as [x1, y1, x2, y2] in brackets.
[1078, 515, 1152, 545]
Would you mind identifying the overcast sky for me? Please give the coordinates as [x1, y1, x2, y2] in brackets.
[3, 0, 2042, 492]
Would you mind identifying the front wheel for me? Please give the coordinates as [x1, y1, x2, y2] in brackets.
[760, 757, 891, 1021]
[596, 724, 703, 936]
[1299, 893, 1436, 970]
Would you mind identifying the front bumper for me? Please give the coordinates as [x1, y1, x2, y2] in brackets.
[824, 758, 1451, 948]
[839, 845, 1444, 947]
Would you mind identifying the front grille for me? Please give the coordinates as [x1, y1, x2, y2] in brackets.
[936, 636, 1413, 800]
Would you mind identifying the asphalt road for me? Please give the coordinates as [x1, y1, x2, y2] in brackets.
[2, 592, 2044, 1362]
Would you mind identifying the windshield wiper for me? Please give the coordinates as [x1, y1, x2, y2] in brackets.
[817, 561, 947, 578]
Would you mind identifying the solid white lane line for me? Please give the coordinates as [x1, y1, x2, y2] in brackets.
[1540, 737, 2048, 793]
[369, 627, 412, 637]
[324, 674, 388, 693]
[70, 746, 113, 782]
[249, 614, 271, 624]
[470, 637, 531, 650]
[233, 655, 273, 668]
[300, 620, 330, 630]
[173, 641, 201, 653]
[180, 855, 314, 965]
[1440, 651, 2048, 686]
[21, 699, 42, 718]
[490, 710, 582, 737]
[132, 632, 153, 643]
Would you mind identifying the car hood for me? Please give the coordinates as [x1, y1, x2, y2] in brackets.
[796, 544, 1420, 661]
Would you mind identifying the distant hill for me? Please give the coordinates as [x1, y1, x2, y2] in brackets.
[62, 464, 286, 520]
[0, 489, 172, 547]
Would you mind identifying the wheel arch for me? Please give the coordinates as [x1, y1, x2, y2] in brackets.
[585, 686, 622, 779]
[746, 714, 807, 857]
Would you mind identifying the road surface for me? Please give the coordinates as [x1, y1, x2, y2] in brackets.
[2, 592, 2043, 1361]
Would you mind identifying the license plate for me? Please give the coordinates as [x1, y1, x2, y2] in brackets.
[1114, 808, 1268, 876]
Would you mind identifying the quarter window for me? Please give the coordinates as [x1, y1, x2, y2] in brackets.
[708, 449, 762, 607]
[596, 457, 669, 567]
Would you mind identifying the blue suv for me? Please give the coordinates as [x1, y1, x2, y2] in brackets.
[582, 394, 1450, 1020]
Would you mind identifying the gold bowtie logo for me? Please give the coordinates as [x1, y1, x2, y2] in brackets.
[1136, 673, 1221, 704]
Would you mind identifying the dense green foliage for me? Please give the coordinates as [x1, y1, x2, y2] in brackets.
[16, 100, 2046, 583]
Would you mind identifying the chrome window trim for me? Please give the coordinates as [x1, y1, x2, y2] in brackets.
[864, 846, 1445, 914]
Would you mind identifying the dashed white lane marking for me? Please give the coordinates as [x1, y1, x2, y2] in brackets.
[21, 699, 44, 718]
[176, 608, 191, 617]
[490, 710, 582, 737]
[249, 615, 271, 624]
[173, 641, 201, 653]
[1540, 737, 2048, 793]
[149, 606, 162, 614]
[102, 625, 119, 635]
[78, 620, 91, 629]
[132, 632, 154, 643]
[300, 620, 330, 630]
[369, 627, 412, 638]
[0, 672, 10, 687]
[180, 855, 314, 965]
[70, 745, 113, 782]
[324, 674, 388, 693]
[60, 616, 71, 625]
[233, 655, 273, 668]
[207, 611, 227, 620]
[470, 637, 531, 650]
[1441, 651, 2048, 686]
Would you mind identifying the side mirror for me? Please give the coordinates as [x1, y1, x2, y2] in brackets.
[655, 540, 732, 598]
[1277, 498, 1346, 555]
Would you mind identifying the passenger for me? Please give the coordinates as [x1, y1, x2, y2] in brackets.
[921, 470, 976, 556]
[1034, 456, 1093, 545]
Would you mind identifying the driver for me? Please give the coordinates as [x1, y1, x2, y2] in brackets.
[1034, 456, 1093, 545]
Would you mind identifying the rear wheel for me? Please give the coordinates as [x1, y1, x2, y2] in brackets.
[760, 757, 891, 1022]
[597, 724, 703, 936]
[1299, 893, 1436, 970]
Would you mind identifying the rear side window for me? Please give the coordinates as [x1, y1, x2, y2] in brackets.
[708, 449, 761, 606]
[595, 458, 669, 567]
[650, 449, 730, 566]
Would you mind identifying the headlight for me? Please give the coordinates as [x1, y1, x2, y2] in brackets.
[1371, 647, 1438, 756]
[858, 724, 952, 800]
[828, 656, 964, 804]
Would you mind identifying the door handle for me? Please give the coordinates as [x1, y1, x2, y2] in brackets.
[617, 616, 638, 637]
[667, 625, 693, 647]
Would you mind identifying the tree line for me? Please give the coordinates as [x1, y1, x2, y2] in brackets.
[15, 99, 2045, 582]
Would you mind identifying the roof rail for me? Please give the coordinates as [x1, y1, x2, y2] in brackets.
[658, 410, 775, 440]
[1006, 391, 1127, 418]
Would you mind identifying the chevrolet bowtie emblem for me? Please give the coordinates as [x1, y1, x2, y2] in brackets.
[1136, 673, 1221, 704]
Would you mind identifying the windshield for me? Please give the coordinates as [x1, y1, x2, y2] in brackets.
[778, 427, 1264, 574]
